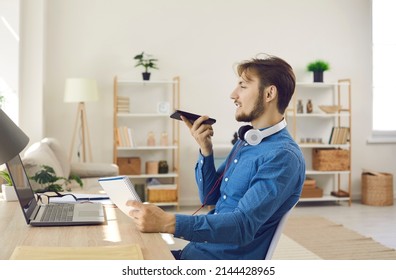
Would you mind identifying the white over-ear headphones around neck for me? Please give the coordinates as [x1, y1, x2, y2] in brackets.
[238, 118, 287, 145]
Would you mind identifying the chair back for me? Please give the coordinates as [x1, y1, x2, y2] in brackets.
[264, 203, 297, 260]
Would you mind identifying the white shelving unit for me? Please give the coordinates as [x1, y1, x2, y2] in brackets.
[113, 76, 180, 207]
[286, 79, 352, 205]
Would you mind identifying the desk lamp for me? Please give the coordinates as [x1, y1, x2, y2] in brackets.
[64, 78, 99, 163]
[0, 109, 29, 165]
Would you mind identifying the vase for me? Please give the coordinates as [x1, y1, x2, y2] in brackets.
[306, 99, 313, 113]
[313, 71, 324, 83]
[142, 72, 151, 81]
[297, 100, 304, 114]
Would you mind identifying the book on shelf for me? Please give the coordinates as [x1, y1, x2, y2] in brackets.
[117, 96, 130, 113]
[116, 126, 135, 147]
[328, 126, 349, 145]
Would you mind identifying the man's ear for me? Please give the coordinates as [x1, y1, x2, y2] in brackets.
[265, 85, 278, 102]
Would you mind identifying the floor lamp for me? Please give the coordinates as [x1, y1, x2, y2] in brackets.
[64, 78, 99, 163]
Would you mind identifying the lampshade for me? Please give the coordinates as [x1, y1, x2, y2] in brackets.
[0, 109, 30, 165]
[63, 78, 99, 103]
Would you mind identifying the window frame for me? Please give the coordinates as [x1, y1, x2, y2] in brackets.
[369, 0, 396, 144]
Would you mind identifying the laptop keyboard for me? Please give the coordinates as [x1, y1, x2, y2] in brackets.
[41, 204, 75, 222]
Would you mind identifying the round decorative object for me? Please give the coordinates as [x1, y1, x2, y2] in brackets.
[318, 105, 342, 114]
[157, 102, 170, 114]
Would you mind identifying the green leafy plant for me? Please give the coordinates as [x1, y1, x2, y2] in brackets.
[0, 95, 5, 108]
[0, 170, 12, 186]
[29, 165, 83, 193]
[306, 60, 330, 72]
[133, 51, 158, 73]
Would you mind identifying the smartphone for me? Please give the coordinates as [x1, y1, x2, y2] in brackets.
[170, 110, 216, 125]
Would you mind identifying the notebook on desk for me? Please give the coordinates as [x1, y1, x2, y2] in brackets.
[5, 154, 105, 226]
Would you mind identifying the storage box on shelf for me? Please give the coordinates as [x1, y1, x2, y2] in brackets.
[113, 76, 180, 207]
[301, 177, 323, 198]
[312, 148, 350, 171]
[286, 79, 352, 205]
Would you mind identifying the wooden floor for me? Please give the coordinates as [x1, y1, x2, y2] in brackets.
[167, 199, 396, 252]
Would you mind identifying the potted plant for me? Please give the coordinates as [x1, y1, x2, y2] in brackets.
[0, 169, 18, 201]
[30, 165, 83, 193]
[306, 60, 330, 82]
[133, 51, 158, 81]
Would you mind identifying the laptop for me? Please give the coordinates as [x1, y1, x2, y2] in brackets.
[5, 154, 105, 226]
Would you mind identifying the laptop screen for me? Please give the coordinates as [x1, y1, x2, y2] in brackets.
[6, 154, 38, 223]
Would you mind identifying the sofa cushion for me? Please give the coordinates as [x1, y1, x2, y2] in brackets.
[22, 142, 65, 191]
[71, 162, 119, 178]
[41, 138, 71, 177]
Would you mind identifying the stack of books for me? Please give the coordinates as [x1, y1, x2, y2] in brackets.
[116, 126, 134, 147]
[300, 177, 323, 198]
[117, 96, 130, 113]
[328, 126, 350, 145]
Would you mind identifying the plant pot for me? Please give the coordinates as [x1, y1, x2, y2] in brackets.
[142, 72, 151, 81]
[313, 71, 324, 83]
[1, 184, 18, 201]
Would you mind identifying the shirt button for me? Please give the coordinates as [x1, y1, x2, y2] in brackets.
[200, 160, 204, 164]
[224, 177, 229, 182]
[223, 195, 227, 200]
[234, 159, 238, 163]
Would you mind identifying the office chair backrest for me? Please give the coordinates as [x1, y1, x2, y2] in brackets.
[264, 203, 297, 260]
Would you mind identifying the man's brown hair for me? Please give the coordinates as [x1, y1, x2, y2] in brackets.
[237, 55, 296, 114]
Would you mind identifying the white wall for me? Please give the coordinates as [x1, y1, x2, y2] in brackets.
[0, 0, 19, 122]
[19, 0, 45, 142]
[19, 0, 396, 206]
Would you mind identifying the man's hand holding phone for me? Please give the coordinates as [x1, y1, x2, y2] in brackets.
[182, 115, 214, 156]
[170, 110, 215, 156]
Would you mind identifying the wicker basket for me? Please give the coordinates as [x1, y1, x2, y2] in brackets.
[312, 148, 350, 171]
[148, 187, 177, 203]
[362, 172, 393, 206]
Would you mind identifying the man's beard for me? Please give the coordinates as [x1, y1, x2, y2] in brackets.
[236, 93, 265, 123]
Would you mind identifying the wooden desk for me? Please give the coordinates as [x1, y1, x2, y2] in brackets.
[0, 193, 174, 260]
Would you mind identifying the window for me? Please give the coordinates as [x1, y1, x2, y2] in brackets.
[371, 0, 396, 143]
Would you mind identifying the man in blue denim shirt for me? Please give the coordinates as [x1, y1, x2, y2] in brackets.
[127, 55, 305, 260]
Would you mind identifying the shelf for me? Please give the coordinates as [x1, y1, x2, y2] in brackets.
[299, 195, 350, 202]
[299, 144, 350, 149]
[152, 202, 178, 207]
[113, 75, 180, 206]
[306, 170, 350, 175]
[117, 145, 177, 151]
[287, 112, 350, 118]
[117, 79, 177, 85]
[296, 81, 350, 87]
[117, 113, 170, 118]
[125, 173, 179, 179]
[289, 79, 352, 206]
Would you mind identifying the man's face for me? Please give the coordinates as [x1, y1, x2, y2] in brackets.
[230, 72, 264, 123]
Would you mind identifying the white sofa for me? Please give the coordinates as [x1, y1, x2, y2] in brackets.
[22, 138, 119, 191]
